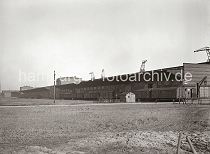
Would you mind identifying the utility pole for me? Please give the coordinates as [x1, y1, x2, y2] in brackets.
[54, 70, 56, 104]
[0, 80, 1, 98]
[0, 80, 1, 93]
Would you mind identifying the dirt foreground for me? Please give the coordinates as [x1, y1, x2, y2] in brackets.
[0, 98, 210, 154]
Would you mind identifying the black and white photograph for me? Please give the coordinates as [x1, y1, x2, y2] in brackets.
[0, 0, 210, 153]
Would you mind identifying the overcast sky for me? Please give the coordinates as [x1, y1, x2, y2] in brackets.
[0, 0, 210, 90]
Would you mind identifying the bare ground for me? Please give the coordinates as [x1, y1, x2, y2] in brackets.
[0, 98, 210, 154]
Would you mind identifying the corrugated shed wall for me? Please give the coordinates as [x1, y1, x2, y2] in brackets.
[183, 63, 210, 86]
[183, 63, 210, 99]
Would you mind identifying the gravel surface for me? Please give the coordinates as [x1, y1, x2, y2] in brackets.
[0, 98, 97, 106]
[0, 98, 209, 154]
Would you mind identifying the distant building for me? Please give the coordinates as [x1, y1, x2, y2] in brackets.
[20, 86, 34, 91]
[2, 90, 19, 98]
[56, 76, 82, 85]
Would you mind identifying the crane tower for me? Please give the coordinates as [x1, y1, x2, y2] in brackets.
[101, 69, 105, 79]
[89, 72, 95, 81]
[194, 47, 210, 62]
[140, 60, 147, 73]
